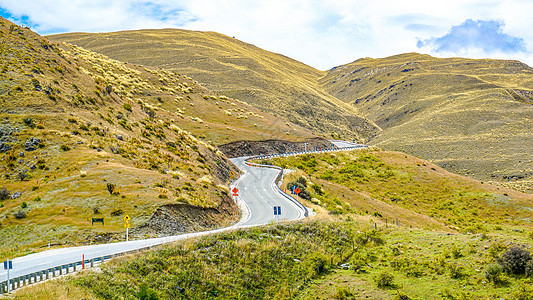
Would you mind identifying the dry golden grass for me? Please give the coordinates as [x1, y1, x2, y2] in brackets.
[1, 17, 310, 260]
[273, 149, 533, 233]
[48, 29, 380, 141]
[322, 53, 533, 191]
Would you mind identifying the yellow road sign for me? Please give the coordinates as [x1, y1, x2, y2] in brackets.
[123, 215, 131, 222]
[124, 222, 130, 228]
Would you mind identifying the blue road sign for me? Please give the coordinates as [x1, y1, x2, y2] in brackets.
[273, 206, 282, 216]
[3, 260, 12, 270]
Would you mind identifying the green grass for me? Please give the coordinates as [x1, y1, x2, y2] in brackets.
[264, 149, 533, 232]
[13, 219, 533, 300]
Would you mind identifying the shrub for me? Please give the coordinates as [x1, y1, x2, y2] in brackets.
[123, 103, 132, 111]
[484, 263, 503, 284]
[304, 252, 329, 276]
[32, 196, 41, 201]
[498, 246, 531, 275]
[0, 188, 10, 200]
[374, 271, 394, 288]
[107, 183, 119, 195]
[356, 229, 384, 246]
[138, 284, 158, 300]
[451, 247, 463, 259]
[448, 263, 465, 279]
[296, 176, 307, 187]
[334, 285, 353, 300]
[23, 118, 35, 128]
[20, 201, 27, 208]
[60, 145, 70, 151]
[111, 209, 123, 216]
[13, 211, 26, 219]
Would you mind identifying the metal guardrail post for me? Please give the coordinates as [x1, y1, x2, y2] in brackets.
[91, 258, 94, 267]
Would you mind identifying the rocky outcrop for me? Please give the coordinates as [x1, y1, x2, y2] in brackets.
[136, 192, 238, 236]
[218, 137, 334, 158]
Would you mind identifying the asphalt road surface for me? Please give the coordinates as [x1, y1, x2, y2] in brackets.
[0, 155, 306, 281]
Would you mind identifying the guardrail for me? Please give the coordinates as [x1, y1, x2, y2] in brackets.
[0, 143, 368, 295]
[0, 245, 155, 294]
[243, 144, 368, 218]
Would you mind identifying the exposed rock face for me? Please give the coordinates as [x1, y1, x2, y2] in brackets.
[218, 137, 334, 158]
[136, 192, 238, 236]
[24, 137, 41, 151]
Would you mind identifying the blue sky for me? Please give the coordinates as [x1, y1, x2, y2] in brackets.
[0, 0, 531, 70]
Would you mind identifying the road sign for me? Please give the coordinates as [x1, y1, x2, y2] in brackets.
[232, 187, 239, 196]
[124, 222, 130, 228]
[294, 187, 301, 195]
[3, 260, 12, 270]
[273, 206, 282, 216]
[230, 171, 235, 179]
[123, 215, 131, 222]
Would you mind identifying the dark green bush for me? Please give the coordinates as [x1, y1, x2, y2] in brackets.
[0, 188, 10, 200]
[374, 271, 394, 288]
[499, 246, 531, 275]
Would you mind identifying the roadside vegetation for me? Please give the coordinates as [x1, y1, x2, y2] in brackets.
[14, 149, 533, 299]
[14, 218, 533, 299]
[0, 17, 317, 260]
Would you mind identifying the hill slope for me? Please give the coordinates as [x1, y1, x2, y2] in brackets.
[321, 53, 533, 192]
[0, 17, 321, 259]
[48, 29, 381, 141]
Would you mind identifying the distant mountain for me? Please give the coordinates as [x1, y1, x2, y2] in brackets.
[50, 31, 533, 192]
[321, 53, 533, 191]
[48, 29, 381, 142]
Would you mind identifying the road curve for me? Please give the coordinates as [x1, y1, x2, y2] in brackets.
[230, 157, 305, 226]
[0, 142, 366, 291]
[0, 155, 306, 282]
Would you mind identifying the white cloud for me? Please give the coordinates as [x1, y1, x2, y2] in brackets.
[0, 0, 532, 69]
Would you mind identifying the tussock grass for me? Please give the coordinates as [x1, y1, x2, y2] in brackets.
[322, 53, 533, 192]
[268, 149, 533, 232]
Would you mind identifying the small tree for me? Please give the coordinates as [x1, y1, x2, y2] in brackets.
[0, 188, 10, 200]
[499, 246, 531, 275]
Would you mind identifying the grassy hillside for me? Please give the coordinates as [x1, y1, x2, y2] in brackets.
[15, 150, 533, 299]
[50, 32, 532, 193]
[265, 149, 533, 233]
[321, 53, 533, 192]
[48, 29, 381, 141]
[0, 17, 320, 260]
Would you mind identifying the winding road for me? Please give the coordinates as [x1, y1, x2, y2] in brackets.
[0, 141, 365, 293]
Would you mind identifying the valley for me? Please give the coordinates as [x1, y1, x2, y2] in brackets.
[0, 15, 531, 300]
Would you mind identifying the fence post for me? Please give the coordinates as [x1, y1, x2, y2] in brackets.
[73, 262, 77, 271]
[59, 266, 62, 275]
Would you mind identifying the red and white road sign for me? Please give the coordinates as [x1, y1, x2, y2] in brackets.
[294, 187, 301, 195]
[232, 187, 239, 196]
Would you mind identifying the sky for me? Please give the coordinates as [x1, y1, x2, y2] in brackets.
[0, 0, 531, 70]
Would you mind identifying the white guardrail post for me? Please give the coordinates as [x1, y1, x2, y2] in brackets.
[0, 144, 368, 294]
